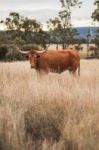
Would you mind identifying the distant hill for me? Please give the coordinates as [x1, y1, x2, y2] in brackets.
[74, 27, 99, 38]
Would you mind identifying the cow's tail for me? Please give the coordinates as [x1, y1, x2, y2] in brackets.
[78, 62, 80, 76]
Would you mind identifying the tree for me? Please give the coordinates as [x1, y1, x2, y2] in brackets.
[92, 0, 99, 22]
[21, 17, 42, 42]
[47, 0, 81, 50]
[92, 0, 99, 51]
[47, 17, 79, 49]
[0, 45, 8, 60]
[0, 31, 6, 44]
[59, 0, 82, 28]
[0, 12, 42, 43]
[59, 0, 82, 49]
[34, 30, 50, 49]
[60, 0, 82, 8]
[47, 18, 62, 49]
[0, 12, 23, 40]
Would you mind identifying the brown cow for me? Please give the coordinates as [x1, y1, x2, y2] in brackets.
[19, 48, 80, 75]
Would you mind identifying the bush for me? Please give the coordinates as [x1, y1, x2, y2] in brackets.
[22, 44, 41, 51]
[6, 45, 24, 61]
[0, 44, 23, 61]
[0, 44, 40, 61]
[0, 45, 8, 60]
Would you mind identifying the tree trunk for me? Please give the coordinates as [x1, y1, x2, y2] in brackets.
[62, 43, 65, 50]
[56, 43, 58, 50]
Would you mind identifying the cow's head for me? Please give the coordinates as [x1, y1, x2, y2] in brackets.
[26, 50, 40, 68]
[19, 49, 40, 68]
[17, 47, 42, 68]
[16, 45, 47, 69]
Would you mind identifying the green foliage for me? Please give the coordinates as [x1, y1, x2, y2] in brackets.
[5, 47, 23, 61]
[0, 44, 40, 61]
[0, 12, 41, 32]
[47, 18, 79, 48]
[92, 0, 99, 22]
[92, 9, 99, 21]
[34, 30, 50, 49]
[47, 0, 82, 49]
[59, 0, 82, 27]
[22, 44, 41, 51]
[0, 12, 42, 43]
[91, 1, 99, 57]
[0, 44, 24, 61]
[0, 32, 7, 44]
[22, 17, 41, 32]
[0, 12, 50, 47]
[60, 0, 82, 8]
[47, 18, 60, 34]
[0, 45, 8, 60]
[93, 36, 99, 48]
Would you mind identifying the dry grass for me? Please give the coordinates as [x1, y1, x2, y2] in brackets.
[0, 60, 99, 150]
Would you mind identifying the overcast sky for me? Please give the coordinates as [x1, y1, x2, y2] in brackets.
[0, 0, 98, 30]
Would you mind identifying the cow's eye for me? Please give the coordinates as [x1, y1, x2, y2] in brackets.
[36, 55, 40, 58]
[26, 55, 29, 59]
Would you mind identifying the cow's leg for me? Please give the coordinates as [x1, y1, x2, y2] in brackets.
[71, 71, 76, 76]
[37, 68, 49, 77]
[36, 70, 41, 78]
[69, 61, 80, 77]
[68, 67, 74, 75]
[69, 70, 76, 76]
[68, 66, 77, 76]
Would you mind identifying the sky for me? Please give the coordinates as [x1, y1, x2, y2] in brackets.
[0, 0, 98, 30]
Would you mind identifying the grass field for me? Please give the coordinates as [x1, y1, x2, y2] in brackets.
[0, 59, 99, 150]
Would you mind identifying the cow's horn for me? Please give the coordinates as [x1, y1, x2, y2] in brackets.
[37, 50, 47, 54]
[19, 49, 29, 54]
[15, 45, 29, 54]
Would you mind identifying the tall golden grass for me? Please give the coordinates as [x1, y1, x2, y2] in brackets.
[0, 60, 99, 150]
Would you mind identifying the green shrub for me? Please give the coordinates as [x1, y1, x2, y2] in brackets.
[22, 44, 41, 51]
[0, 45, 8, 60]
[0, 44, 41, 61]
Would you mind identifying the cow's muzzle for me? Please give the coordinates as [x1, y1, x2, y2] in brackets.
[31, 65, 35, 69]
